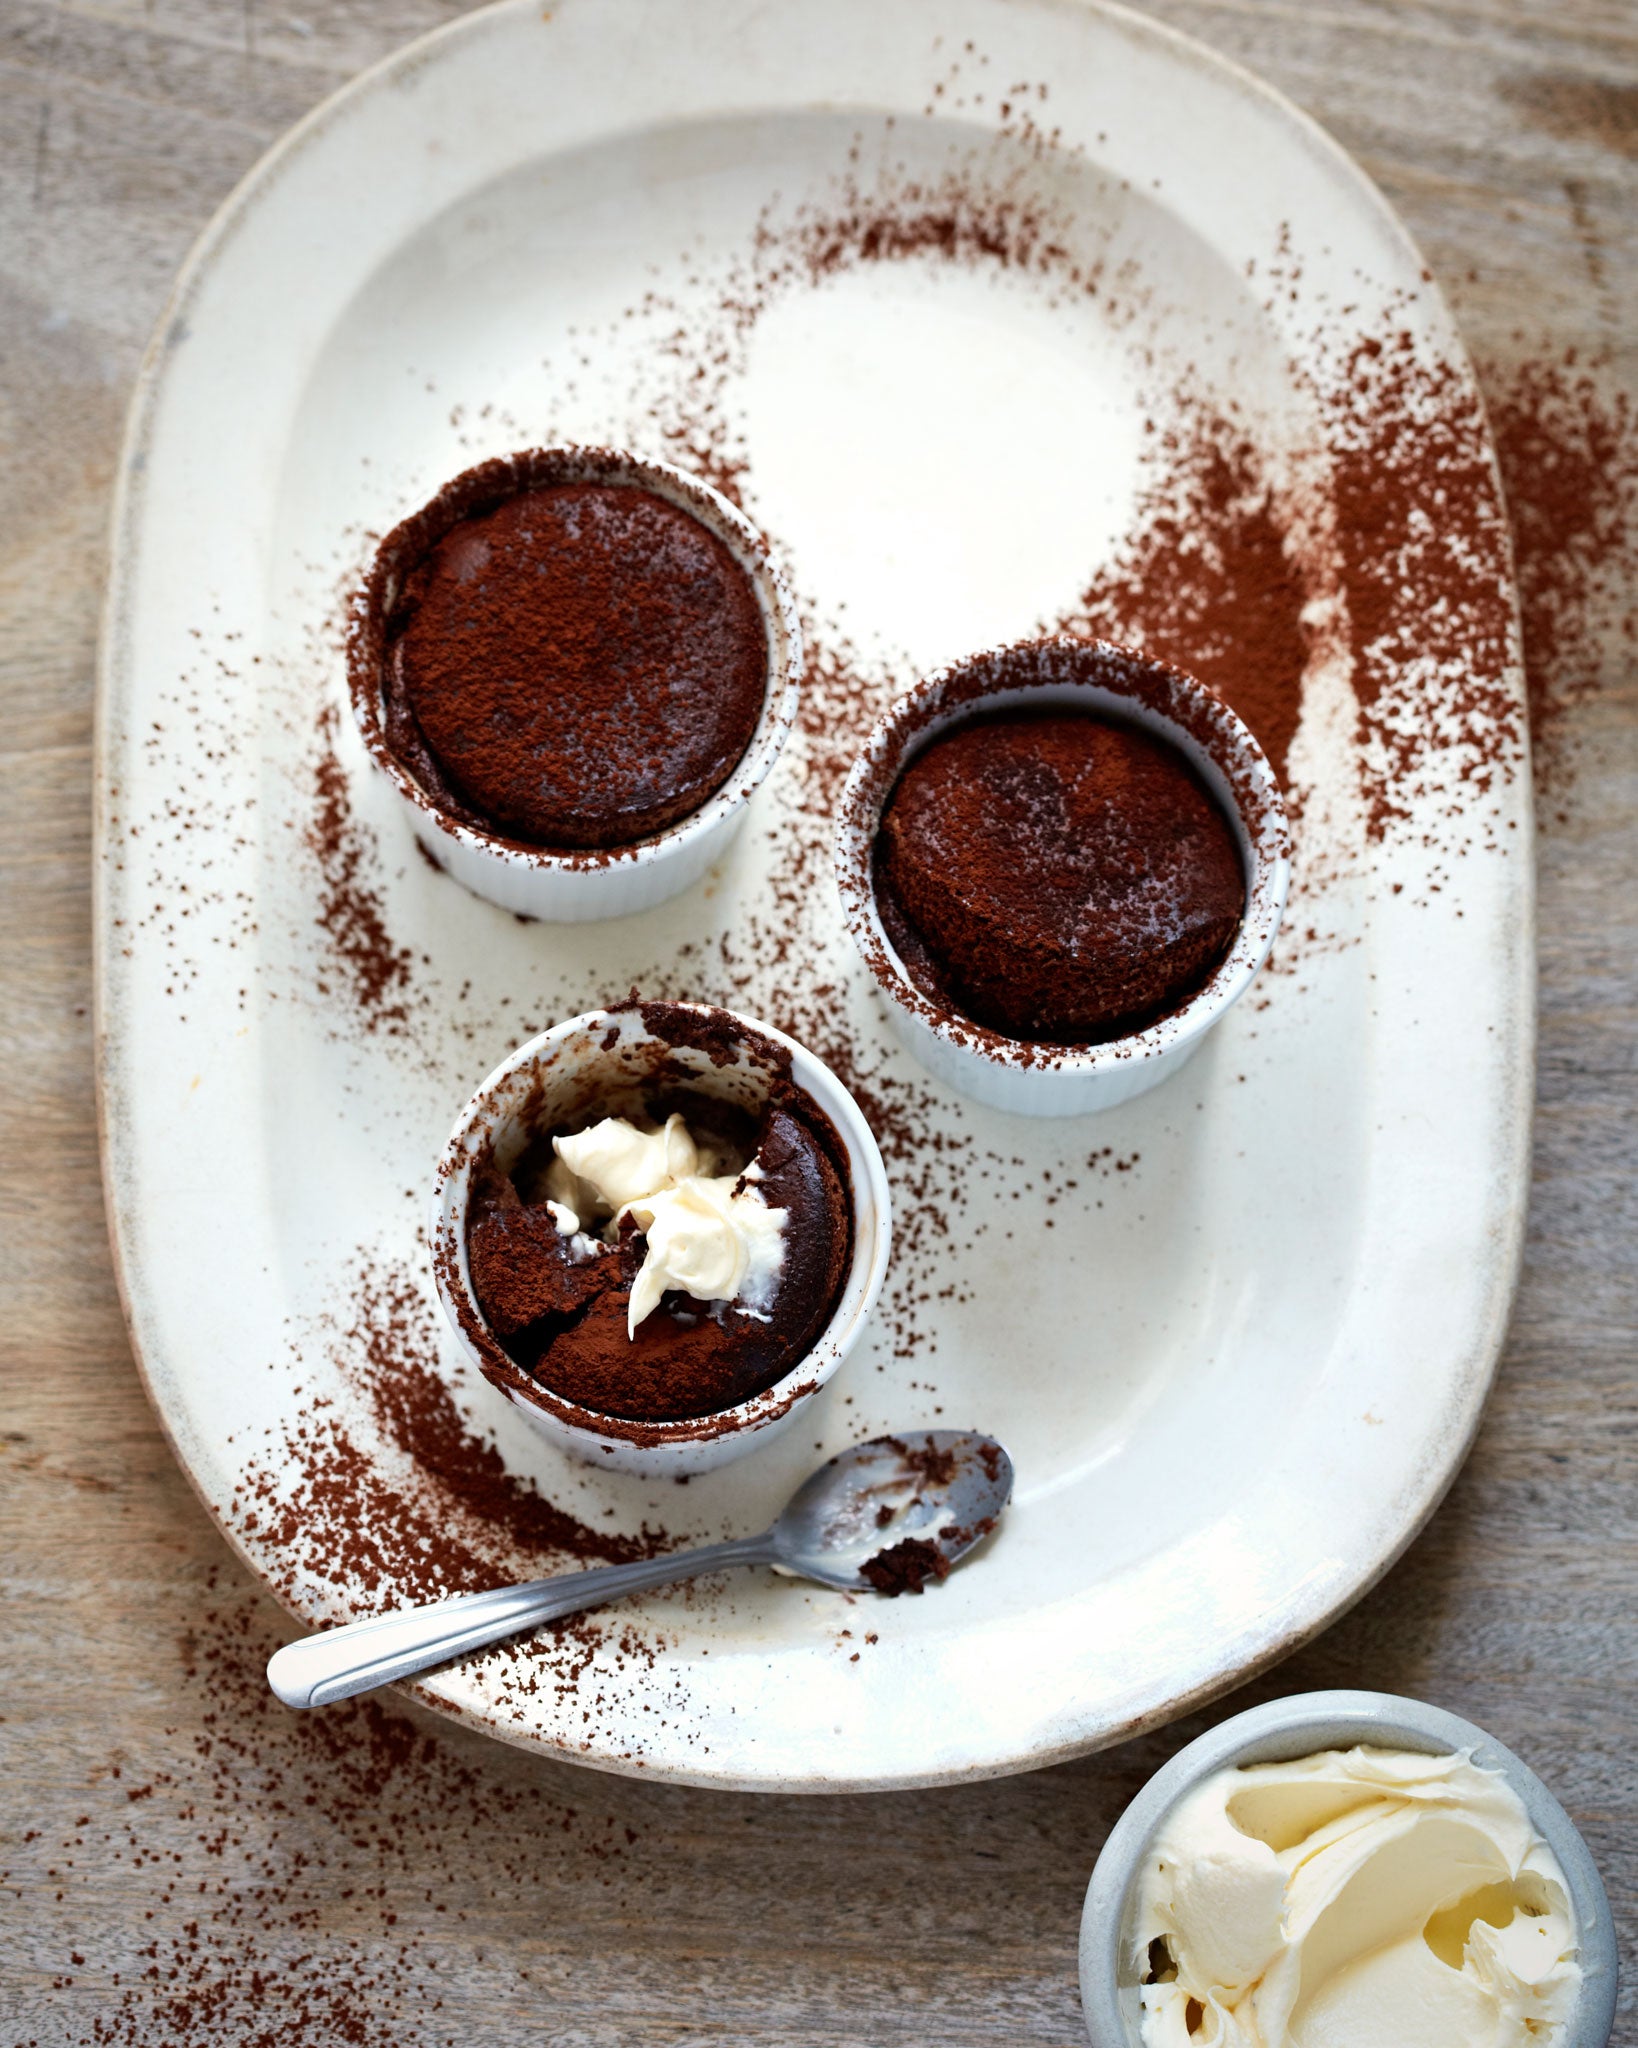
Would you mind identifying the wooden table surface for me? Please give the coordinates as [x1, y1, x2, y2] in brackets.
[3, 1, 1635, 2041]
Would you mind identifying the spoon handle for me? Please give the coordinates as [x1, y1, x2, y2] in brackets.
[266, 1534, 777, 1709]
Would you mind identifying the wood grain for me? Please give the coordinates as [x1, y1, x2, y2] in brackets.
[2, 2, 1634, 2041]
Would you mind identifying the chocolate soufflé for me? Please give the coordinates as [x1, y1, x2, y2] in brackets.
[466, 1086, 853, 1425]
[370, 460, 768, 849]
[874, 708, 1246, 1044]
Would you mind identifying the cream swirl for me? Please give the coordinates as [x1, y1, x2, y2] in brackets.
[546, 1114, 785, 1338]
[1135, 1745, 1580, 2048]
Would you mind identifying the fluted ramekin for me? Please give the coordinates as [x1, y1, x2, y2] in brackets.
[429, 1000, 892, 1479]
[349, 445, 802, 922]
[835, 636, 1291, 1116]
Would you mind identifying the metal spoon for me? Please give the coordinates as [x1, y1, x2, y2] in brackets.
[266, 1429, 1013, 1710]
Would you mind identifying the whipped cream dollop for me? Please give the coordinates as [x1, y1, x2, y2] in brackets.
[1135, 1745, 1580, 2048]
[547, 1113, 785, 1338]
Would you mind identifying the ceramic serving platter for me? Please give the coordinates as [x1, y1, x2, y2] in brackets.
[96, 0, 1532, 1789]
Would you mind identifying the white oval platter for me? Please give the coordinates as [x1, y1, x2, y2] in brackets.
[96, 0, 1532, 1789]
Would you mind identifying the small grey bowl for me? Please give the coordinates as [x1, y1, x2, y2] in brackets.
[1079, 1690, 1617, 2048]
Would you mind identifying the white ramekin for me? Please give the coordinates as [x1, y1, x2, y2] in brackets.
[429, 1001, 892, 1479]
[349, 445, 803, 922]
[834, 636, 1291, 1117]
[1079, 1689, 1618, 2048]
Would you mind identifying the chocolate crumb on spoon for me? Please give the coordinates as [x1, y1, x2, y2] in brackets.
[267, 1430, 1013, 1710]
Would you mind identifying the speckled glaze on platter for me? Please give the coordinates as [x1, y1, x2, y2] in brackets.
[95, 0, 1532, 1789]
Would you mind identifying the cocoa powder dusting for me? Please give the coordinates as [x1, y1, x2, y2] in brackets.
[1325, 333, 1521, 836]
[241, 1257, 668, 1615]
[386, 479, 766, 848]
[772, 185, 1081, 291]
[1479, 353, 1638, 786]
[1062, 413, 1314, 787]
[1060, 337, 1522, 843]
[876, 708, 1245, 1043]
[13, 1581, 655, 2045]
[308, 702, 414, 1031]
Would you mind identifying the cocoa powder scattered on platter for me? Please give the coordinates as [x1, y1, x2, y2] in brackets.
[307, 700, 415, 1032]
[240, 1255, 670, 1611]
[772, 183, 1083, 292]
[1058, 336, 1520, 843]
[609, 160, 1524, 852]
[1061, 412, 1314, 788]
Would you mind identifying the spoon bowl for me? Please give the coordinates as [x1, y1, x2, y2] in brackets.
[772, 1430, 1014, 1589]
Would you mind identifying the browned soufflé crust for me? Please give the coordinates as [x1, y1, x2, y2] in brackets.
[377, 475, 766, 849]
[466, 1089, 852, 1426]
[874, 709, 1245, 1044]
